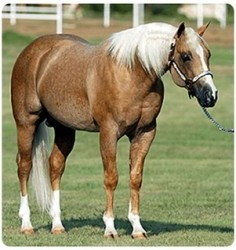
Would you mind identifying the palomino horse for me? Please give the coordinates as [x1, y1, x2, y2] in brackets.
[11, 22, 217, 239]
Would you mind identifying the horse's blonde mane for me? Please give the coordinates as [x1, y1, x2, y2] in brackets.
[107, 23, 176, 76]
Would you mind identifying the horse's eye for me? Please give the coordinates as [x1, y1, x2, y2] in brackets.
[181, 53, 191, 62]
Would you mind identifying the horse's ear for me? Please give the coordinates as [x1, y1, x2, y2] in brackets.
[197, 22, 210, 36]
[175, 22, 185, 39]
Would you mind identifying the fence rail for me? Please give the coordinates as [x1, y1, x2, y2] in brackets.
[2, 3, 227, 33]
[2, 4, 62, 33]
[2, 3, 145, 32]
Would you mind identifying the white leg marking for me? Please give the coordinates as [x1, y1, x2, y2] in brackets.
[49, 190, 64, 232]
[103, 213, 118, 237]
[19, 194, 33, 231]
[128, 201, 147, 237]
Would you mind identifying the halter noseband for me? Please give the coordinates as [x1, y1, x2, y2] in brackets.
[168, 40, 213, 89]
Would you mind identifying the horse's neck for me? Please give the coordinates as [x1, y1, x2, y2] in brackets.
[106, 23, 176, 77]
[140, 26, 175, 76]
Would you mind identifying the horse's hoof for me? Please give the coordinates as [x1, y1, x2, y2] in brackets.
[21, 227, 34, 235]
[131, 232, 147, 239]
[104, 233, 119, 240]
[51, 227, 65, 234]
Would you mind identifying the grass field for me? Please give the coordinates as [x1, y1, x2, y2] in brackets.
[1, 22, 234, 246]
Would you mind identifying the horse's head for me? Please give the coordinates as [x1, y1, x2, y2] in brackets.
[169, 22, 218, 108]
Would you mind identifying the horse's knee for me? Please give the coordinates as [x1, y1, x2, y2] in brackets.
[130, 171, 142, 190]
[104, 170, 118, 191]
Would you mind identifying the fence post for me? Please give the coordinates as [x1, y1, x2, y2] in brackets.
[104, 4, 110, 28]
[197, 4, 203, 28]
[56, 4, 62, 33]
[10, 3, 16, 25]
[133, 4, 144, 27]
[219, 4, 227, 28]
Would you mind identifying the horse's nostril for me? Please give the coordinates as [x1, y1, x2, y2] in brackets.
[204, 89, 216, 107]
[205, 90, 212, 102]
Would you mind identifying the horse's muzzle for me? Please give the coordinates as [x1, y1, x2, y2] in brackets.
[189, 84, 218, 108]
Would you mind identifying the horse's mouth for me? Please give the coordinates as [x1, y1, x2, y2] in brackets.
[188, 85, 218, 108]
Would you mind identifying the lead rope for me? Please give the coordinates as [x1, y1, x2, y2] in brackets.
[201, 107, 234, 133]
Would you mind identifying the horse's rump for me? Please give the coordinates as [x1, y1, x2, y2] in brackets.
[12, 34, 98, 131]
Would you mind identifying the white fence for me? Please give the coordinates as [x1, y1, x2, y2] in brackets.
[2, 4, 145, 32]
[178, 4, 227, 28]
[2, 4, 63, 33]
[2, 3, 227, 33]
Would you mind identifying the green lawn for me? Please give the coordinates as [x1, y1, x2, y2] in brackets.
[2, 28, 234, 246]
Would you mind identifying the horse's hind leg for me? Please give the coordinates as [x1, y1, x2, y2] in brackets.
[49, 122, 75, 234]
[16, 119, 38, 234]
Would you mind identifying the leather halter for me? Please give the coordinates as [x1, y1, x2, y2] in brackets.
[168, 40, 213, 89]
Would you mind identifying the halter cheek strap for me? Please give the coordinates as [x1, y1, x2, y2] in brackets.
[168, 40, 214, 88]
[171, 60, 213, 87]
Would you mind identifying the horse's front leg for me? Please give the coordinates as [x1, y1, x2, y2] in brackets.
[100, 124, 119, 239]
[128, 126, 156, 239]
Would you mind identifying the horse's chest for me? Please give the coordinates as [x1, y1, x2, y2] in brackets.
[138, 92, 163, 127]
[110, 81, 164, 133]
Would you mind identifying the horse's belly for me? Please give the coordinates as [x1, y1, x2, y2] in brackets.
[53, 107, 98, 131]
[41, 94, 98, 131]
[49, 108, 98, 131]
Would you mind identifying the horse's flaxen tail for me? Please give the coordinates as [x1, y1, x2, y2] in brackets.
[31, 121, 53, 212]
